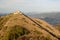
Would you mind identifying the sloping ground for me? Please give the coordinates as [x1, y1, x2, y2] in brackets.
[54, 24, 60, 31]
[0, 13, 15, 30]
[0, 11, 60, 40]
[33, 18, 60, 38]
[17, 33, 51, 40]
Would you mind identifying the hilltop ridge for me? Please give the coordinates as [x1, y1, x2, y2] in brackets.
[0, 11, 60, 40]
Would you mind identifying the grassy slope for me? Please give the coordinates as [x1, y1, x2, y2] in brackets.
[0, 13, 59, 40]
[55, 24, 60, 31]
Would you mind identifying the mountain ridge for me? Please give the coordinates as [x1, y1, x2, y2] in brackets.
[0, 11, 60, 40]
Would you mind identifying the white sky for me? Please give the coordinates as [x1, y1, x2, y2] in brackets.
[0, 0, 60, 13]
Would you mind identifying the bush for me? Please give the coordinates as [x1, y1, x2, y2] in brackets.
[0, 25, 30, 40]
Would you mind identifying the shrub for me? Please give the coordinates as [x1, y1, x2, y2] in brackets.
[0, 25, 30, 40]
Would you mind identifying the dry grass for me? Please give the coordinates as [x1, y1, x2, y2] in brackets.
[0, 12, 59, 40]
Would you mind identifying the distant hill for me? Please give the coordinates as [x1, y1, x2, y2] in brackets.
[0, 11, 60, 40]
[0, 13, 7, 16]
[27, 12, 60, 25]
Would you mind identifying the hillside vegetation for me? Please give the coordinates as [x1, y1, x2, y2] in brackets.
[0, 11, 60, 40]
[55, 24, 60, 31]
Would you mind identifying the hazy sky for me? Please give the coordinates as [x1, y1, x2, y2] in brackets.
[0, 0, 60, 13]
